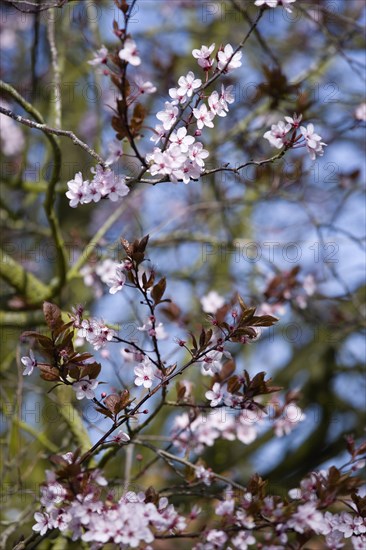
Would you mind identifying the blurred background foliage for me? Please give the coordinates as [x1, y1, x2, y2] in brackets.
[0, 0, 365, 547]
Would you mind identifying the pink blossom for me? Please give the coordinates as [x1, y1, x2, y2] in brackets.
[88, 45, 108, 66]
[279, 0, 297, 12]
[134, 359, 154, 389]
[202, 350, 223, 374]
[135, 76, 157, 94]
[208, 90, 227, 117]
[205, 529, 228, 548]
[193, 104, 215, 130]
[201, 290, 225, 313]
[232, 531, 256, 549]
[177, 71, 202, 99]
[106, 140, 123, 165]
[195, 465, 213, 486]
[113, 430, 130, 444]
[264, 120, 291, 149]
[150, 124, 166, 144]
[21, 349, 37, 376]
[156, 102, 179, 130]
[77, 318, 116, 350]
[236, 412, 258, 445]
[274, 403, 305, 437]
[220, 84, 235, 108]
[192, 43, 216, 69]
[300, 123, 327, 160]
[169, 87, 186, 105]
[205, 382, 225, 407]
[66, 172, 90, 208]
[303, 274, 316, 296]
[287, 502, 328, 534]
[32, 512, 52, 536]
[285, 113, 303, 128]
[217, 44, 242, 73]
[72, 377, 99, 400]
[118, 38, 141, 66]
[178, 160, 202, 183]
[106, 263, 127, 294]
[215, 499, 235, 516]
[355, 102, 366, 121]
[169, 127, 195, 153]
[188, 142, 210, 167]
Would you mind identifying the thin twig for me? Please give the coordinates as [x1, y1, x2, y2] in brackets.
[0, 103, 107, 167]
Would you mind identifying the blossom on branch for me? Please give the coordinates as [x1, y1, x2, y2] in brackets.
[205, 382, 225, 407]
[66, 167, 129, 207]
[177, 71, 202, 99]
[264, 120, 292, 149]
[118, 38, 141, 66]
[72, 376, 99, 400]
[88, 45, 108, 66]
[192, 43, 216, 69]
[217, 44, 242, 73]
[106, 263, 127, 294]
[193, 104, 215, 130]
[254, 0, 297, 13]
[21, 349, 37, 376]
[134, 358, 155, 389]
[300, 123, 327, 161]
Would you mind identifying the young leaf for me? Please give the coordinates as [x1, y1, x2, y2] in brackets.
[43, 302, 63, 331]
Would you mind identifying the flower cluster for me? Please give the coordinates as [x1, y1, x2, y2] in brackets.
[188, 471, 366, 549]
[146, 43, 239, 183]
[75, 317, 116, 350]
[260, 269, 317, 314]
[146, 127, 209, 183]
[33, 473, 187, 548]
[66, 166, 129, 208]
[273, 402, 306, 437]
[80, 258, 133, 298]
[254, 0, 297, 13]
[171, 409, 262, 453]
[264, 114, 327, 160]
